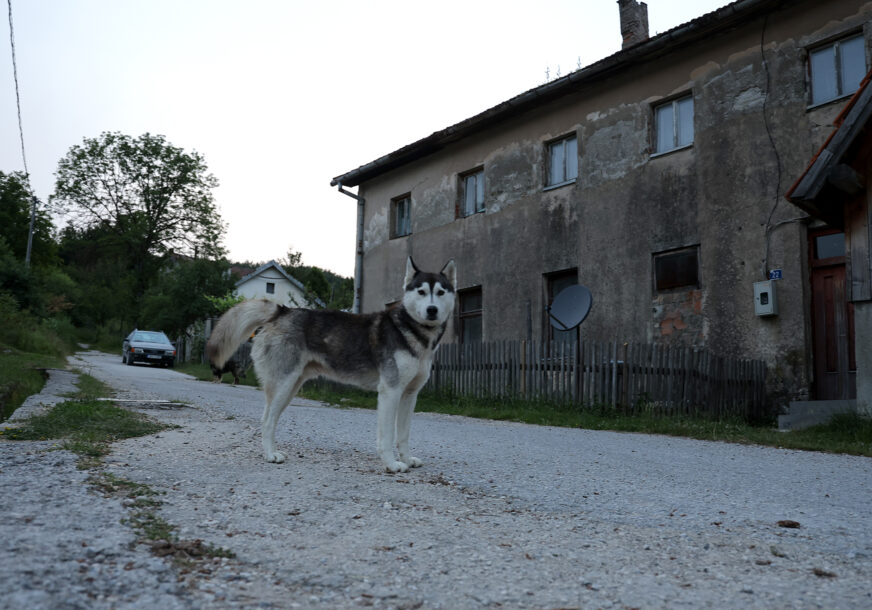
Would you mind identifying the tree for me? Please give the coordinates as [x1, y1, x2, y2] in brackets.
[281, 247, 353, 310]
[0, 171, 56, 267]
[139, 257, 235, 337]
[51, 132, 225, 267]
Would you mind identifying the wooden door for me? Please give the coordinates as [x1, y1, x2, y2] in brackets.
[809, 230, 856, 400]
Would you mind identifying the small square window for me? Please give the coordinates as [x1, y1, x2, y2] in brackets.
[459, 168, 485, 217]
[809, 33, 866, 106]
[653, 94, 694, 154]
[265, 282, 275, 294]
[546, 134, 578, 188]
[459, 287, 483, 343]
[653, 246, 700, 292]
[391, 195, 411, 238]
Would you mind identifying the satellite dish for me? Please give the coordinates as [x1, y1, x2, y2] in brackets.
[547, 284, 593, 331]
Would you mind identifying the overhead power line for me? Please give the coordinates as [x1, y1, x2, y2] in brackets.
[7, 0, 37, 268]
[7, 0, 29, 178]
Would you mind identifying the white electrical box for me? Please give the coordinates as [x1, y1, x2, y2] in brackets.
[754, 280, 778, 316]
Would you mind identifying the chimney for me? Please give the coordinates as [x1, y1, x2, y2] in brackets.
[617, 0, 649, 49]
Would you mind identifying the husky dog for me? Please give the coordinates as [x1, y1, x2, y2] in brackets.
[206, 257, 456, 473]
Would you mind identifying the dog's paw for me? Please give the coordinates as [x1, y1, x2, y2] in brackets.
[264, 450, 287, 464]
[384, 460, 409, 473]
[402, 456, 422, 468]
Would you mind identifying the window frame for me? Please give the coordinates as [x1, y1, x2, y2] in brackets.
[651, 93, 694, 157]
[265, 282, 276, 295]
[390, 194, 412, 239]
[652, 245, 701, 293]
[457, 167, 485, 218]
[807, 31, 867, 108]
[458, 286, 483, 343]
[544, 133, 578, 190]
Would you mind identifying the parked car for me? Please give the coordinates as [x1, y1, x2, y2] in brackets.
[122, 330, 176, 367]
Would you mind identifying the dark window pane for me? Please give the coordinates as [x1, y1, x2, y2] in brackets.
[460, 290, 482, 313]
[811, 45, 837, 104]
[462, 316, 482, 343]
[840, 35, 866, 96]
[655, 249, 699, 291]
[815, 233, 845, 259]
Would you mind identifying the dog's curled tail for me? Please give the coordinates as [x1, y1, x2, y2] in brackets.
[205, 299, 281, 368]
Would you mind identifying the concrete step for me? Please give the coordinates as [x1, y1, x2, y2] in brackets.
[778, 399, 856, 431]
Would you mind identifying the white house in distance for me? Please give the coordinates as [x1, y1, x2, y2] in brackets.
[234, 260, 311, 307]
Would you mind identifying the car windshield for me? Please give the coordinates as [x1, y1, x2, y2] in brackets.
[133, 331, 170, 344]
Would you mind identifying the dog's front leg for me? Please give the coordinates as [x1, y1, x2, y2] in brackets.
[396, 390, 422, 469]
[376, 388, 408, 473]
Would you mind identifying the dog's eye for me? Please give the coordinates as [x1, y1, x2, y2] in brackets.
[417, 289, 426, 296]
[436, 290, 445, 296]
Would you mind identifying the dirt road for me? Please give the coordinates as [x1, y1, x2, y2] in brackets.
[9, 349, 872, 608]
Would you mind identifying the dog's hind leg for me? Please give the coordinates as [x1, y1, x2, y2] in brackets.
[261, 371, 305, 464]
[376, 387, 408, 473]
[396, 390, 422, 469]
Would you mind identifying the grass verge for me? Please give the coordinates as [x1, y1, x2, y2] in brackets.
[175, 361, 259, 387]
[2, 372, 234, 561]
[0, 346, 66, 422]
[299, 382, 872, 457]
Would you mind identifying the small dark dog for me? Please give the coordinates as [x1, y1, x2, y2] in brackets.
[210, 358, 248, 385]
[209, 341, 252, 385]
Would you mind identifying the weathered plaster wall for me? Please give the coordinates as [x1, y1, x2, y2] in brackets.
[354, 0, 872, 407]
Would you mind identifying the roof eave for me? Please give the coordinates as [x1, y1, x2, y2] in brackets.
[331, 0, 781, 188]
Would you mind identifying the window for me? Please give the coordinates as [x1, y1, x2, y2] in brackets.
[810, 33, 866, 106]
[265, 282, 275, 294]
[814, 232, 845, 260]
[547, 269, 578, 343]
[653, 94, 694, 154]
[391, 195, 411, 238]
[459, 168, 485, 217]
[653, 246, 700, 292]
[458, 287, 482, 343]
[546, 134, 578, 187]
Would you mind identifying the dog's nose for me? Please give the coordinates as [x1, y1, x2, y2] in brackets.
[426, 306, 438, 319]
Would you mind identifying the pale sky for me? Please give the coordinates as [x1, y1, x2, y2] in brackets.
[2, 0, 729, 277]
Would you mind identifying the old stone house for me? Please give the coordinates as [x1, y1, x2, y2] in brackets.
[331, 0, 872, 408]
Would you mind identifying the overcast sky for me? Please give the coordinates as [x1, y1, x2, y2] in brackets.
[2, 0, 729, 277]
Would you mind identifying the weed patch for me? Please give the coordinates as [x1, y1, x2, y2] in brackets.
[299, 383, 872, 457]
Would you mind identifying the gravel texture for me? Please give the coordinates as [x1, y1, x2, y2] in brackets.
[2, 349, 871, 609]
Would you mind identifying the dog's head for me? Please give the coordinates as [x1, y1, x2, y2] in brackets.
[402, 257, 456, 327]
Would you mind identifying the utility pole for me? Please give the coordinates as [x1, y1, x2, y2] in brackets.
[24, 194, 36, 267]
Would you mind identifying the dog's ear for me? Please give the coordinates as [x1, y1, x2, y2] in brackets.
[404, 257, 418, 288]
[440, 259, 457, 289]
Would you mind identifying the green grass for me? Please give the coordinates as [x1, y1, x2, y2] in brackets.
[299, 382, 872, 457]
[178, 362, 872, 457]
[2, 398, 173, 460]
[175, 360, 260, 387]
[0, 346, 66, 422]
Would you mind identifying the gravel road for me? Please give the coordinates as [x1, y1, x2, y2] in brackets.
[2, 349, 871, 609]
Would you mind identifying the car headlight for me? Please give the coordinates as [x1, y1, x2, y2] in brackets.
[165, 350, 175, 356]
[131, 347, 143, 353]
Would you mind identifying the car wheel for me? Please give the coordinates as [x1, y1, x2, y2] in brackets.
[127, 353, 135, 366]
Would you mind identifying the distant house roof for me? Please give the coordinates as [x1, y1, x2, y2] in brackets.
[235, 260, 305, 292]
[235, 260, 326, 308]
[331, 0, 782, 188]
[786, 69, 872, 226]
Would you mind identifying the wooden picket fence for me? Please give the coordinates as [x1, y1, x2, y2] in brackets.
[427, 340, 768, 420]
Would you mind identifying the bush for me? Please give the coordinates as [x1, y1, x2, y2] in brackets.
[0, 292, 76, 357]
